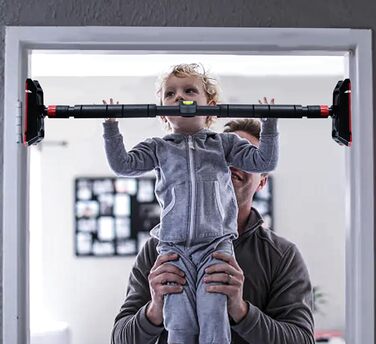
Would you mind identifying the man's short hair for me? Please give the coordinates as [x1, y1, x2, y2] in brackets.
[223, 118, 261, 139]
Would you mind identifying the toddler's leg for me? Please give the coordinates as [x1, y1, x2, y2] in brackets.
[195, 240, 234, 344]
[159, 244, 199, 344]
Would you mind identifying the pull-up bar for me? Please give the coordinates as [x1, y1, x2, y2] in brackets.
[24, 78, 351, 147]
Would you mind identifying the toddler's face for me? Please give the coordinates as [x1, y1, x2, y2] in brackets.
[161, 75, 213, 134]
[162, 75, 209, 106]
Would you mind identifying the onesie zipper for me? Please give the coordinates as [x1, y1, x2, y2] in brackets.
[186, 135, 196, 247]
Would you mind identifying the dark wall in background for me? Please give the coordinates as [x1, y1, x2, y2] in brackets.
[1, 0, 375, 341]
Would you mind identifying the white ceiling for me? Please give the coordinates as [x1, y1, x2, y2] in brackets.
[31, 52, 345, 77]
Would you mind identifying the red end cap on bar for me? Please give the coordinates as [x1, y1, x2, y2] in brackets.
[320, 105, 330, 117]
[47, 105, 57, 117]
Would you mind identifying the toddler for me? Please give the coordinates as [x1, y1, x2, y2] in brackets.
[103, 63, 278, 344]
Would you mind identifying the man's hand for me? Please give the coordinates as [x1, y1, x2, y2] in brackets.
[102, 98, 118, 122]
[146, 253, 186, 326]
[204, 252, 249, 324]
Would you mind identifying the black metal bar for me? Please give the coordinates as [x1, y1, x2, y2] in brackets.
[48, 104, 328, 119]
[24, 78, 351, 147]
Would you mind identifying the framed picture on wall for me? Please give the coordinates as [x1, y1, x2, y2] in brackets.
[74, 177, 160, 257]
[74, 176, 273, 257]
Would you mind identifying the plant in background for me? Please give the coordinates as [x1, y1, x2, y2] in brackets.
[313, 286, 327, 314]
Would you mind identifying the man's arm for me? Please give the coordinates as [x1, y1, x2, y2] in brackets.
[111, 238, 186, 344]
[111, 239, 164, 344]
[232, 245, 315, 344]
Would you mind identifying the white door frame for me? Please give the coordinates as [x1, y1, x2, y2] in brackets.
[3, 27, 374, 344]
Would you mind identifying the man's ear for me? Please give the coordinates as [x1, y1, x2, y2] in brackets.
[256, 175, 268, 193]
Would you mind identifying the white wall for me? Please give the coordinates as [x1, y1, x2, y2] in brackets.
[29, 73, 345, 344]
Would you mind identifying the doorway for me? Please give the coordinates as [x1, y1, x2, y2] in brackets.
[3, 27, 374, 344]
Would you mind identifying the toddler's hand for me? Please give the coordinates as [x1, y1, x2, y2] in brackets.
[258, 97, 275, 105]
[102, 98, 119, 123]
[258, 97, 277, 124]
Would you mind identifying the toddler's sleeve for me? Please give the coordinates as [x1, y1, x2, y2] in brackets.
[103, 121, 158, 177]
[222, 119, 279, 173]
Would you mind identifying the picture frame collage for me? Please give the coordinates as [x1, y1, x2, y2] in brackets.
[74, 176, 273, 257]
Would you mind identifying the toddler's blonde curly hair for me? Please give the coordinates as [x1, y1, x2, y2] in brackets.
[156, 63, 221, 130]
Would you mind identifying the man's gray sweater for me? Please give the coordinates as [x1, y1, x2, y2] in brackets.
[111, 208, 315, 344]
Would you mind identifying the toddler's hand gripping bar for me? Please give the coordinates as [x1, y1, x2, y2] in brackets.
[24, 78, 351, 147]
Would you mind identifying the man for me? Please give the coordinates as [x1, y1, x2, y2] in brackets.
[111, 118, 314, 344]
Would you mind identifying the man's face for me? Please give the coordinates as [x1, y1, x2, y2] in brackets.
[230, 130, 268, 208]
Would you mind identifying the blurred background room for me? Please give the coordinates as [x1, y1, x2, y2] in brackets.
[28, 52, 346, 344]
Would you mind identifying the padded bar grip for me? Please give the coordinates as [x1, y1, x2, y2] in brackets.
[218, 105, 323, 118]
[51, 105, 158, 118]
[49, 104, 324, 119]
